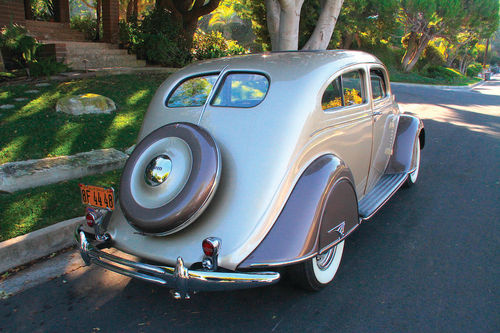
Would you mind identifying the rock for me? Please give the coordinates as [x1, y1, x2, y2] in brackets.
[35, 82, 51, 87]
[13, 97, 28, 102]
[0, 104, 15, 110]
[0, 148, 128, 193]
[56, 93, 116, 115]
[25, 89, 39, 94]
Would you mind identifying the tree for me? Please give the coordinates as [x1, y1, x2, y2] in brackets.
[155, 0, 222, 48]
[264, 0, 344, 51]
[399, 0, 499, 72]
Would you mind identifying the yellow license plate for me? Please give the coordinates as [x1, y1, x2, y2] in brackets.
[79, 184, 115, 210]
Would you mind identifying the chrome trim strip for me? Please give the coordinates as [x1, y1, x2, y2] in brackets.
[76, 229, 279, 299]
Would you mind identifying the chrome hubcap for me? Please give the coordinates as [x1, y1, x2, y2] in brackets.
[316, 247, 337, 271]
[144, 155, 172, 187]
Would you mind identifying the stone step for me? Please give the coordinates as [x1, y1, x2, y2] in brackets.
[50, 41, 119, 50]
[68, 59, 146, 70]
[66, 54, 145, 68]
[0, 149, 128, 193]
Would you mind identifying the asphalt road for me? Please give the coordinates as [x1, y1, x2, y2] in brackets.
[1, 77, 499, 333]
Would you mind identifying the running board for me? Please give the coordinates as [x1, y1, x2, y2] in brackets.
[358, 173, 408, 220]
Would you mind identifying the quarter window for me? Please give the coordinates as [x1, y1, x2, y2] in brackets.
[167, 74, 218, 107]
[212, 73, 269, 108]
[322, 70, 365, 110]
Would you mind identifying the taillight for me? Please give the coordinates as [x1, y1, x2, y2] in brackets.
[86, 211, 97, 227]
[202, 239, 215, 256]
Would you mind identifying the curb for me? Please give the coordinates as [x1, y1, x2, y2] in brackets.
[0, 216, 84, 274]
[391, 80, 485, 90]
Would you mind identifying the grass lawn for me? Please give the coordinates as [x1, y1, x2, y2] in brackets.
[389, 68, 482, 86]
[0, 170, 121, 242]
[0, 73, 167, 164]
[0, 73, 167, 241]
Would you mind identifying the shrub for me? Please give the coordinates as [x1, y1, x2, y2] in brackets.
[424, 65, 465, 81]
[0, 24, 39, 69]
[192, 29, 247, 60]
[70, 15, 100, 41]
[128, 9, 191, 67]
[27, 57, 70, 77]
[466, 62, 483, 77]
[422, 44, 446, 67]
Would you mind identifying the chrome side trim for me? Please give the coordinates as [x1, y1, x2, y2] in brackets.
[75, 229, 279, 299]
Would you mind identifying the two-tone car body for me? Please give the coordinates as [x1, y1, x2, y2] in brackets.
[76, 50, 424, 298]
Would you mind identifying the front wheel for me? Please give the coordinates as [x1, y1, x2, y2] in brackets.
[404, 137, 421, 188]
[290, 241, 345, 291]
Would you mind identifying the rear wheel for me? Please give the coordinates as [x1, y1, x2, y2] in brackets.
[290, 241, 344, 291]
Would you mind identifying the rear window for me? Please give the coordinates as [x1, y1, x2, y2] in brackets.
[212, 73, 269, 108]
[167, 74, 218, 107]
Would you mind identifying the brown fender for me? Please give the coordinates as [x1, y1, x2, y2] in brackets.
[238, 155, 359, 269]
[385, 113, 425, 174]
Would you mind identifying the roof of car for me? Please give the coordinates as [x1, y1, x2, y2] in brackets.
[182, 50, 383, 80]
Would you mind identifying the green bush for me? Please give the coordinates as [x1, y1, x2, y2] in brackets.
[466, 62, 483, 77]
[0, 24, 39, 69]
[422, 44, 446, 67]
[27, 57, 70, 77]
[70, 15, 100, 41]
[424, 65, 465, 81]
[126, 9, 191, 67]
[192, 29, 247, 60]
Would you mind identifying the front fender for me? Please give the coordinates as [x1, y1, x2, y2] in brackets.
[238, 154, 359, 269]
[385, 113, 424, 174]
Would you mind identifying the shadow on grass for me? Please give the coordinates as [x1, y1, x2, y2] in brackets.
[0, 73, 167, 165]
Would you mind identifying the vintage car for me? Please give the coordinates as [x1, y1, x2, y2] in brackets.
[76, 50, 424, 299]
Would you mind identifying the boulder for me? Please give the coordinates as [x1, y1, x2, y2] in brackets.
[56, 93, 116, 115]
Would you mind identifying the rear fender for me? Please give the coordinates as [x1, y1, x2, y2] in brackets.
[238, 155, 359, 269]
[385, 113, 424, 174]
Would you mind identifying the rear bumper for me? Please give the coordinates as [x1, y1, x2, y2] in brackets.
[75, 228, 280, 299]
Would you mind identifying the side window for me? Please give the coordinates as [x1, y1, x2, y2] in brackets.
[167, 74, 218, 107]
[322, 70, 365, 111]
[370, 68, 387, 101]
[212, 73, 269, 108]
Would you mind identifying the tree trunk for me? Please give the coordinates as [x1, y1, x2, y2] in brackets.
[302, 0, 343, 50]
[342, 33, 353, 49]
[183, 18, 198, 49]
[277, 0, 304, 50]
[265, 0, 281, 51]
[402, 33, 431, 72]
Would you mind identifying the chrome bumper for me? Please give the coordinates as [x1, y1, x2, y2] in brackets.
[75, 228, 280, 299]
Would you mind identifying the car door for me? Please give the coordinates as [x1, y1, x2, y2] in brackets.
[319, 66, 373, 198]
[365, 66, 398, 192]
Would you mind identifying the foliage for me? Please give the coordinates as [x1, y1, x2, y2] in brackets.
[31, 0, 56, 21]
[70, 15, 100, 41]
[423, 65, 466, 82]
[28, 57, 70, 77]
[466, 63, 483, 78]
[0, 24, 39, 69]
[239, 0, 269, 51]
[127, 8, 191, 67]
[155, 0, 222, 48]
[192, 29, 247, 60]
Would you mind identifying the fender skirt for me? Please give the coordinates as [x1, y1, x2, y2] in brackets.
[238, 155, 359, 269]
[385, 113, 425, 174]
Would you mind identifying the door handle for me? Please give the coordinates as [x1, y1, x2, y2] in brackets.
[372, 111, 382, 116]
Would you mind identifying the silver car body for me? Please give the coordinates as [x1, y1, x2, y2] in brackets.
[104, 50, 402, 270]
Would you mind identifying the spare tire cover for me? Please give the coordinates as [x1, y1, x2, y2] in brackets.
[119, 122, 221, 235]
